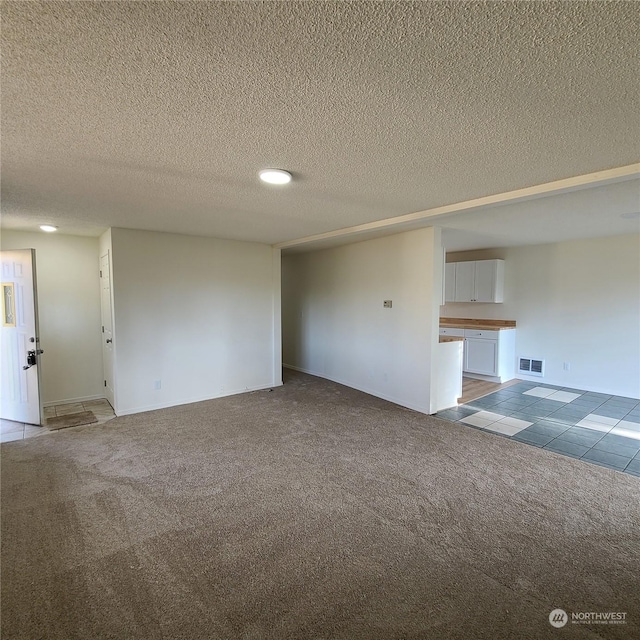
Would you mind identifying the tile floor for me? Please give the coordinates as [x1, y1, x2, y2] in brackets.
[1, 399, 116, 443]
[437, 381, 640, 477]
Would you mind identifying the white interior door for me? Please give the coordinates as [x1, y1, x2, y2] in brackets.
[1, 249, 42, 425]
[100, 251, 115, 407]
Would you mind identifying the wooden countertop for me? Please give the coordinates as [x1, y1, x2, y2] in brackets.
[440, 317, 516, 331]
[439, 335, 465, 343]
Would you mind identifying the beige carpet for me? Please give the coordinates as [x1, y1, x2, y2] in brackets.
[1, 370, 639, 639]
[45, 410, 98, 430]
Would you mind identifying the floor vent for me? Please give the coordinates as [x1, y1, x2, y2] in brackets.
[518, 357, 544, 377]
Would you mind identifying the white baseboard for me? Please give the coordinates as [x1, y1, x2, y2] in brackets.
[43, 394, 106, 407]
[283, 364, 431, 415]
[462, 372, 502, 384]
[116, 381, 283, 417]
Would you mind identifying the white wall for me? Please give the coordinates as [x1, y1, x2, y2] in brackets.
[109, 228, 281, 415]
[0, 230, 104, 404]
[442, 233, 640, 398]
[282, 227, 443, 414]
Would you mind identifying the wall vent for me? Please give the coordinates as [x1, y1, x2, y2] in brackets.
[518, 357, 544, 377]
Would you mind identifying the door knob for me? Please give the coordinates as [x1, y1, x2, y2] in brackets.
[106, 339, 113, 344]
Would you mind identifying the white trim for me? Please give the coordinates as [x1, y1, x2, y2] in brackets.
[115, 381, 283, 417]
[43, 394, 107, 407]
[462, 372, 502, 384]
[275, 163, 640, 250]
[283, 364, 431, 415]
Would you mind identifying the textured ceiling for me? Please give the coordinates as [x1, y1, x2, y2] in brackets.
[1, 1, 639, 247]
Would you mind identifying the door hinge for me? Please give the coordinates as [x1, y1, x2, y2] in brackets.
[104, 380, 107, 387]
[100, 270, 102, 277]
[102, 325, 104, 333]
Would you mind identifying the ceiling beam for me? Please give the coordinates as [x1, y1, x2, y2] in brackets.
[275, 163, 640, 250]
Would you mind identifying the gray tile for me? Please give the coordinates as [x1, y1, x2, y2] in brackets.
[506, 382, 538, 392]
[582, 392, 612, 400]
[24, 425, 49, 439]
[605, 396, 639, 406]
[0, 431, 24, 443]
[505, 410, 552, 422]
[625, 468, 640, 477]
[530, 399, 568, 410]
[1, 419, 24, 434]
[515, 407, 554, 419]
[437, 408, 472, 421]
[512, 429, 555, 447]
[581, 449, 631, 471]
[453, 406, 481, 418]
[584, 459, 628, 472]
[527, 421, 571, 437]
[544, 440, 590, 459]
[592, 434, 640, 458]
[490, 392, 523, 402]
[543, 413, 581, 427]
[600, 400, 639, 412]
[467, 399, 501, 410]
[623, 413, 640, 424]
[518, 398, 541, 407]
[555, 426, 606, 447]
[591, 406, 630, 419]
[493, 400, 532, 411]
[560, 387, 586, 394]
[568, 398, 603, 409]
[552, 405, 592, 417]
[625, 458, 640, 474]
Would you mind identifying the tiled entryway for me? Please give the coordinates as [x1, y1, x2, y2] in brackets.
[1, 399, 115, 443]
[437, 381, 640, 476]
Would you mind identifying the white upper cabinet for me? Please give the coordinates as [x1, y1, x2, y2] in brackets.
[444, 262, 457, 304]
[445, 259, 504, 303]
[453, 261, 475, 302]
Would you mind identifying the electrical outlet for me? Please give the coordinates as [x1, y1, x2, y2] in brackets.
[154, 380, 162, 390]
[383, 300, 392, 308]
[563, 362, 571, 371]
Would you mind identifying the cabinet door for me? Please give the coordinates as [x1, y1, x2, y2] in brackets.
[473, 260, 496, 302]
[464, 338, 498, 375]
[454, 262, 475, 302]
[444, 263, 456, 302]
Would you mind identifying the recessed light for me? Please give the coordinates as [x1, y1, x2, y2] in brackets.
[259, 169, 292, 185]
[40, 225, 58, 232]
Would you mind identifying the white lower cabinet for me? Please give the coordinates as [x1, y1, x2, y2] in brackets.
[464, 337, 498, 376]
[462, 328, 516, 383]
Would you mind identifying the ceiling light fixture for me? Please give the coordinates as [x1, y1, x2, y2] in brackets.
[40, 225, 58, 232]
[259, 169, 292, 185]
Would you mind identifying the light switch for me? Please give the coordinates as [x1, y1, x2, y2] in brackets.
[383, 300, 392, 308]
